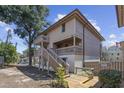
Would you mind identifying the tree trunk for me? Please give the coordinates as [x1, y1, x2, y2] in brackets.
[29, 32, 32, 66]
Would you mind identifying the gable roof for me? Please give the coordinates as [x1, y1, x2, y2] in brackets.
[40, 9, 105, 41]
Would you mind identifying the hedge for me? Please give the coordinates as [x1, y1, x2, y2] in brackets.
[98, 69, 122, 88]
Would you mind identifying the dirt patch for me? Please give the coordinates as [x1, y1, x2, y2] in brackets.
[0, 66, 55, 88]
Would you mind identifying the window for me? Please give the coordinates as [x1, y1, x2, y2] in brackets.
[117, 53, 119, 55]
[61, 23, 65, 32]
[117, 57, 119, 60]
[112, 53, 113, 55]
[62, 57, 67, 62]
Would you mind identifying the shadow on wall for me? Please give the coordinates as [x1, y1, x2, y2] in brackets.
[16, 66, 56, 81]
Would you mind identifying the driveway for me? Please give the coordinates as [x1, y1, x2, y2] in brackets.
[0, 66, 54, 88]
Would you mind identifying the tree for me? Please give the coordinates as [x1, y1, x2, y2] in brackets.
[23, 47, 35, 57]
[0, 6, 49, 66]
[0, 42, 19, 64]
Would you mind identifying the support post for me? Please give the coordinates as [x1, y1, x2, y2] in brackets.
[100, 42, 102, 62]
[39, 56, 41, 70]
[73, 36, 76, 54]
[122, 47, 124, 79]
[39, 41, 43, 70]
[47, 54, 50, 74]
[73, 35, 77, 73]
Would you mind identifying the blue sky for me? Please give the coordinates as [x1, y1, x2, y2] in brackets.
[0, 5, 124, 54]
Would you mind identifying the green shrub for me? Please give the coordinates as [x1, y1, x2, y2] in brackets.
[51, 67, 69, 88]
[0, 43, 19, 65]
[81, 68, 94, 79]
[98, 69, 122, 88]
[51, 80, 68, 88]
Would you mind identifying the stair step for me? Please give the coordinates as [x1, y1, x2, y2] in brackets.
[82, 78, 93, 84]
[64, 74, 70, 78]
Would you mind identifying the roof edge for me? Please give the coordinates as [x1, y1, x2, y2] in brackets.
[39, 9, 105, 41]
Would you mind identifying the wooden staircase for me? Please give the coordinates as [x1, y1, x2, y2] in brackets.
[35, 47, 69, 74]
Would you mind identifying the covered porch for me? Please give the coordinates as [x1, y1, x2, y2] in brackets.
[52, 36, 83, 55]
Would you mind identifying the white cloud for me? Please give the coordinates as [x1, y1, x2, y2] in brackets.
[109, 40, 116, 47]
[109, 34, 116, 39]
[88, 19, 101, 32]
[103, 39, 118, 48]
[0, 21, 7, 27]
[121, 33, 124, 38]
[54, 14, 66, 22]
[0, 21, 13, 32]
[5, 27, 13, 32]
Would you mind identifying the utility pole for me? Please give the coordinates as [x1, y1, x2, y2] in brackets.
[15, 42, 18, 49]
[6, 29, 12, 44]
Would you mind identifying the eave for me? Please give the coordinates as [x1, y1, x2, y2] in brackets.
[116, 5, 124, 28]
[39, 9, 105, 41]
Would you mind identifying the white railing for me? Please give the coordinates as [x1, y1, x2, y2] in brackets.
[34, 35, 49, 44]
[47, 48, 69, 74]
[75, 32, 83, 39]
[34, 48, 42, 57]
[41, 35, 49, 41]
[34, 47, 69, 74]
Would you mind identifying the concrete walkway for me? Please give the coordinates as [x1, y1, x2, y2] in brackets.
[0, 66, 100, 88]
[0, 66, 53, 88]
[65, 74, 99, 88]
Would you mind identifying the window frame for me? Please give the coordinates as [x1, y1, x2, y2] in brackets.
[61, 23, 65, 32]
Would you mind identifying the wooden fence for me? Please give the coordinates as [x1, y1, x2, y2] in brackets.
[85, 61, 124, 79]
[100, 62, 124, 78]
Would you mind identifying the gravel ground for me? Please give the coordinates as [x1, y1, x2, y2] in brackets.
[0, 66, 55, 88]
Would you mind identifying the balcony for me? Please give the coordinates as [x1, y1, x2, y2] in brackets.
[34, 35, 49, 44]
[55, 46, 83, 55]
[74, 32, 83, 39]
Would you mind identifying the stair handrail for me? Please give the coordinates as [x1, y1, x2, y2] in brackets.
[47, 48, 69, 74]
[47, 48, 66, 64]
[42, 47, 62, 67]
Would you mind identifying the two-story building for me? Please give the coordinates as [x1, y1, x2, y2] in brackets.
[34, 9, 105, 73]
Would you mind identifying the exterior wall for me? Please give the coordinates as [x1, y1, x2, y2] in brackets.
[85, 62, 100, 75]
[47, 18, 76, 48]
[75, 55, 83, 68]
[59, 55, 75, 73]
[42, 18, 102, 73]
[84, 28, 101, 59]
[107, 46, 123, 62]
[120, 41, 124, 47]
[75, 19, 101, 60]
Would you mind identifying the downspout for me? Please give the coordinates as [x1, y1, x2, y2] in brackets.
[100, 42, 102, 62]
[83, 25, 85, 67]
